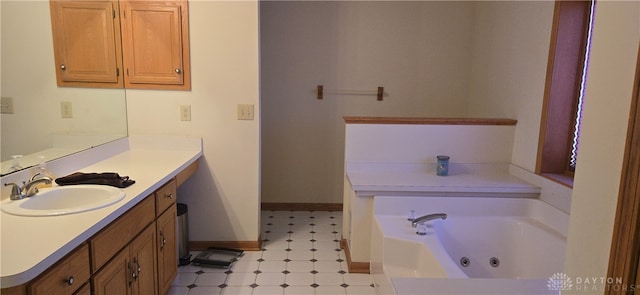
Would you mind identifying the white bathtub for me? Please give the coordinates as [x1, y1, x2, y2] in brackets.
[371, 196, 567, 295]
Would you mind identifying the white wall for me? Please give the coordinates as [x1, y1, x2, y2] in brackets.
[345, 124, 515, 164]
[126, 1, 260, 242]
[260, 1, 474, 204]
[564, 0, 639, 282]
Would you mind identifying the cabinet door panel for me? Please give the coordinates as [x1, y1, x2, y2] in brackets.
[121, 1, 186, 87]
[157, 204, 178, 294]
[93, 249, 131, 295]
[50, 0, 123, 87]
[130, 225, 158, 295]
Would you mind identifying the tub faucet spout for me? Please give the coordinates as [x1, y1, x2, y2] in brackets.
[411, 213, 447, 228]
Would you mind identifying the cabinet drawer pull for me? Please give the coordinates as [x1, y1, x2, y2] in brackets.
[167, 193, 173, 200]
[66, 276, 74, 286]
[175, 68, 181, 74]
[127, 262, 135, 285]
[135, 257, 142, 274]
[60, 64, 66, 70]
[160, 231, 167, 250]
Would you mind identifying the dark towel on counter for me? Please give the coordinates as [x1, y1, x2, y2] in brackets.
[55, 172, 135, 188]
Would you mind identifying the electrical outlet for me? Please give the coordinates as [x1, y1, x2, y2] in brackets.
[237, 104, 254, 120]
[60, 101, 73, 118]
[180, 105, 191, 121]
[1, 97, 14, 114]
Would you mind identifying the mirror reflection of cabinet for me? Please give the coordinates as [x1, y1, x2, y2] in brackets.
[49, 0, 191, 90]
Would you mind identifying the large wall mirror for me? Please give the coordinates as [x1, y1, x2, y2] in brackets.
[0, 1, 128, 176]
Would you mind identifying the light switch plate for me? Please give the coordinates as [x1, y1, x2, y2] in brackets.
[1, 97, 14, 114]
[60, 101, 73, 118]
[237, 104, 254, 120]
[180, 105, 191, 121]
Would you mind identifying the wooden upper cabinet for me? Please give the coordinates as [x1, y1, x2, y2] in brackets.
[49, 0, 190, 90]
[120, 0, 191, 90]
[50, 0, 123, 88]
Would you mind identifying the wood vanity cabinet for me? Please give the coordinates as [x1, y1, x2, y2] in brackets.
[156, 205, 177, 294]
[92, 180, 181, 295]
[90, 196, 155, 273]
[91, 179, 180, 295]
[28, 244, 90, 295]
[154, 180, 178, 295]
[49, 0, 191, 90]
[93, 225, 157, 295]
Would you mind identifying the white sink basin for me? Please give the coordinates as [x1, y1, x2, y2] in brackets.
[1, 185, 125, 217]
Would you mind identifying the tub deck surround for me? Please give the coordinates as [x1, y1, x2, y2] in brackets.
[0, 136, 202, 287]
[346, 162, 541, 196]
[342, 161, 541, 269]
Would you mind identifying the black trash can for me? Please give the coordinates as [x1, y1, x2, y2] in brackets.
[177, 203, 191, 266]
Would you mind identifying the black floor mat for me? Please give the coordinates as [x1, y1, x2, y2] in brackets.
[191, 247, 244, 268]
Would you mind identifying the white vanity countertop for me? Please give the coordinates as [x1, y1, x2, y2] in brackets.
[346, 162, 540, 195]
[0, 137, 202, 287]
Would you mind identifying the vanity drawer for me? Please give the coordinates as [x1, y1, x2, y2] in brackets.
[28, 243, 90, 295]
[155, 179, 177, 216]
[90, 196, 155, 272]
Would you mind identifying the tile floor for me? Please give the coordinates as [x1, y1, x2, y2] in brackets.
[168, 210, 377, 295]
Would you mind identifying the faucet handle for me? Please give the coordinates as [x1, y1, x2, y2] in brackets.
[4, 183, 23, 200]
[407, 210, 416, 221]
[30, 172, 52, 181]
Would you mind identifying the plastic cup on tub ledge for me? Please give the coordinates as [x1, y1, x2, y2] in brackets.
[436, 155, 450, 176]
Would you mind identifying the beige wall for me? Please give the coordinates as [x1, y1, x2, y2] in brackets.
[126, 1, 260, 242]
[564, 0, 639, 282]
[260, 1, 475, 204]
[260, 1, 560, 205]
[464, 0, 640, 280]
[466, 1, 554, 172]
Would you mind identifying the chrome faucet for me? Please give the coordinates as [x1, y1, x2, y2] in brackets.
[411, 213, 447, 228]
[4, 173, 53, 200]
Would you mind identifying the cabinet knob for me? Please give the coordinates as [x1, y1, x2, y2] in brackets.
[175, 68, 181, 74]
[66, 276, 74, 286]
[60, 64, 66, 70]
[167, 193, 173, 200]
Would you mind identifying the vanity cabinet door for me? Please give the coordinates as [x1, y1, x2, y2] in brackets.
[93, 225, 157, 295]
[92, 249, 130, 295]
[156, 204, 178, 294]
[119, 0, 191, 90]
[28, 243, 90, 295]
[49, 0, 124, 88]
[130, 225, 158, 295]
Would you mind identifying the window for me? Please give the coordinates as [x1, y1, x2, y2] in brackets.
[536, 0, 595, 186]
